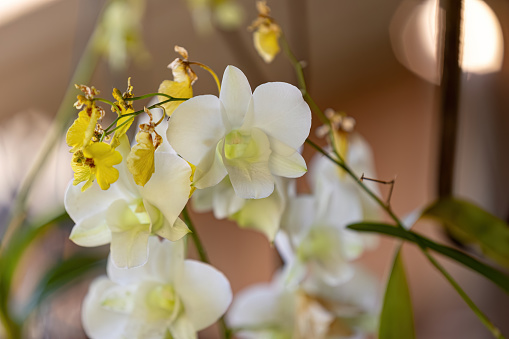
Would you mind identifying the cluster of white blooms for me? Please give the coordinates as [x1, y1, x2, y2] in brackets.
[226, 135, 381, 339]
[65, 65, 379, 338]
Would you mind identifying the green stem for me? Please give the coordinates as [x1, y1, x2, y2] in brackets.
[130, 92, 181, 101]
[181, 207, 232, 339]
[305, 138, 402, 227]
[280, 34, 328, 125]
[102, 97, 185, 135]
[422, 250, 505, 339]
[181, 207, 210, 263]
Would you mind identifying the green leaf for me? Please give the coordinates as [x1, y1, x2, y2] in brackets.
[0, 211, 70, 327]
[379, 248, 415, 339]
[423, 198, 509, 267]
[22, 254, 106, 319]
[347, 222, 509, 295]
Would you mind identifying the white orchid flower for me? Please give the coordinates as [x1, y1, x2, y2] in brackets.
[276, 184, 368, 286]
[167, 65, 311, 199]
[228, 267, 378, 339]
[310, 133, 381, 223]
[192, 176, 289, 241]
[65, 136, 192, 268]
[227, 272, 296, 339]
[82, 237, 232, 339]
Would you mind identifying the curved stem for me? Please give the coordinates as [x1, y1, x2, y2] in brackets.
[422, 250, 505, 339]
[188, 61, 221, 94]
[130, 92, 175, 101]
[181, 207, 210, 263]
[288, 36, 505, 336]
[180, 206, 232, 339]
[305, 139, 402, 227]
[103, 97, 186, 135]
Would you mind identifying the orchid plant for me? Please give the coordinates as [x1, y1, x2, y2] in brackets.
[1, 1, 509, 339]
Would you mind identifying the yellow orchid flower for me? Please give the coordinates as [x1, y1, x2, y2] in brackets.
[250, 1, 281, 63]
[158, 46, 196, 116]
[71, 142, 122, 191]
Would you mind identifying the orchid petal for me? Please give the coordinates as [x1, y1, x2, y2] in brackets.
[65, 180, 123, 222]
[269, 149, 307, 178]
[191, 186, 214, 213]
[211, 177, 245, 219]
[231, 190, 283, 241]
[140, 152, 192, 229]
[154, 217, 191, 242]
[245, 82, 311, 150]
[223, 128, 273, 199]
[219, 65, 253, 128]
[193, 141, 227, 189]
[169, 314, 197, 339]
[177, 260, 232, 331]
[227, 284, 286, 329]
[281, 195, 315, 241]
[69, 210, 111, 247]
[107, 199, 150, 268]
[82, 277, 129, 339]
[110, 229, 150, 269]
[167, 95, 225, 166]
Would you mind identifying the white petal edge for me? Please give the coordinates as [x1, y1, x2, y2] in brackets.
[167, 95, 226, 166]
[244, 82, 311, 150]
[193, 141, 228, 189]
[141, 152, 192, 228]
[69, 210, 111, 247]
[64, 180, 124, 223]
[176, 260, 232, 331]
[269, 150, 307, 178]
[227, 283, 286, 329]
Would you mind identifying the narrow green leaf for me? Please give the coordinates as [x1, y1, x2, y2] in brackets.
[22, 254, 106, 319]
[423, 198, 509, 267]
[347, 222, 509, 295]
[379, 248, 415, 339]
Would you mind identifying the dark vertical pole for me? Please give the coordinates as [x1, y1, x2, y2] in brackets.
[437, 0, 463, 198]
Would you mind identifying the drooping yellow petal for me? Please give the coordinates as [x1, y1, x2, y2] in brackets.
[158, 78, 193, 116]
[127, 131, 155, 186]
[253, 24, 281, 63]
[66, 108, 101, 152]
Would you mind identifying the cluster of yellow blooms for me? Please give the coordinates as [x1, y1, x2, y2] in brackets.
[66, 46, 199, 192]
[66, 85, 123, 191]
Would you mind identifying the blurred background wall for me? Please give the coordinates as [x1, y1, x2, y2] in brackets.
[1, 0, 508, 337]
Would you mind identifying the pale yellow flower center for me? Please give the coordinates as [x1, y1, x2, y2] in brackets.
[224, 130, 259, 160]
